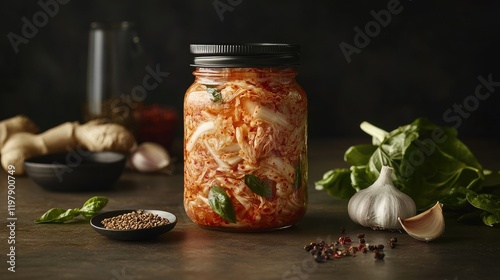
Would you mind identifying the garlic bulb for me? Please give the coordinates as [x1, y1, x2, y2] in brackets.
[348, 166, 416, 230]
[129, 142, 171, 173]
[398, 202, 445, 241]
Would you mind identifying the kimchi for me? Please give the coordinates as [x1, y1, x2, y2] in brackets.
[184, 67, 307, 230]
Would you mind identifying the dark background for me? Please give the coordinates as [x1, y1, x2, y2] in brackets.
[1, 0, 499, 142]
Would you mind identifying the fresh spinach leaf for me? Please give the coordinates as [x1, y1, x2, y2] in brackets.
[481, 212, 500, 227]
[208, 185, 236, 223]
[349, 165, 373, 191]
[344, 144, 377, 166]
[467, 192, 500, 215]
[244, 174, 273, 199]
[315, 168, 354, 200]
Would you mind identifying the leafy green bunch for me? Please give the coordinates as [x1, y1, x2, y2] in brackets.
[315, 118, 500, 226]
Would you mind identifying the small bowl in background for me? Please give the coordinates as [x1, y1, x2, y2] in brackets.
[24, 151, 126, 192]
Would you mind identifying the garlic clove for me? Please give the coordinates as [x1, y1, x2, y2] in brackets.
[398, 201, 445, 242]
[129, 142, 171, 173]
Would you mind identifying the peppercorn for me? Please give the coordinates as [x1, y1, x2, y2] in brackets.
[357, 244, 365, 251]
[302, 230, 400, 263]
[304, 244, 314, 252]
[373, 249, 385, 260]
[314, 254, 325, 263]
[339, 236, 352, 246]
[348, 246, 358, 254]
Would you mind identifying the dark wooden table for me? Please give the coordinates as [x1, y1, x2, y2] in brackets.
[1, 138, 499, 280]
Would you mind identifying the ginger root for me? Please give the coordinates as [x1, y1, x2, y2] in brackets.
[0, 119, 136, 175]
[0, 115, 38, 149]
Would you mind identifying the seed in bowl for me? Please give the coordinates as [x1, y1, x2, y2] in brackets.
[101, 210, 170, 230]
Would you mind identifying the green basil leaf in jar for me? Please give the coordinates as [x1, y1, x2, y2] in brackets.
[208, 185, 237, 223]
[206, 85, 222, 103]
[294, 159, 302, 190]
[245, 174, 273, 199]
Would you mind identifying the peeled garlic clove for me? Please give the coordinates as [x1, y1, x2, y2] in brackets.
[129, 142, 171, 173]
[398, 201, 445, 242]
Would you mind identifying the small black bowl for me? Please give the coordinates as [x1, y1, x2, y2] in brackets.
[90, 209, 177, 241]
[24, 151, 126, 192]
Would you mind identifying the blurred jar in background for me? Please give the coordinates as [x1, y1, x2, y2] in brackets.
[84, 21, 145, 134]
[135, 104, 178, 150]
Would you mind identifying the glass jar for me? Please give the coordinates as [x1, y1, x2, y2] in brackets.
[184, 44, 308, 231]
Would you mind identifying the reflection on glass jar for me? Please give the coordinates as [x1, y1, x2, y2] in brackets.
[184, 44, 308, 231]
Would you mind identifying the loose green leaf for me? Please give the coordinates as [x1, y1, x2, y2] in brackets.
[206, 85, 222, 103]
[208, 185, 236, 223]
[35, 208, 81, 224]
[244, 174, 273, 199]
[79, 196, 109, 219]
[34, 196, 109, 224]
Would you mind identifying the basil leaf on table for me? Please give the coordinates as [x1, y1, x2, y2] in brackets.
[35, 208, 81, 224]
[34, 196, 108, 224]
[244, 174, 273, 199]
[79, 196, 108, 219]
[208, 186, 236, 223]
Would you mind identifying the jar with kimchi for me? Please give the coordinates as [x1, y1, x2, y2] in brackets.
[184, 44, 307, 231]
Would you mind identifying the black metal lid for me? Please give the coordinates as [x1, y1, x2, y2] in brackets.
[190, 43, 300, 67]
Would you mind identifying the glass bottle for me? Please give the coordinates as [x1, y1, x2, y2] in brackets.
[85, 21, 144, 133]
[184, 44, 308, 231]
